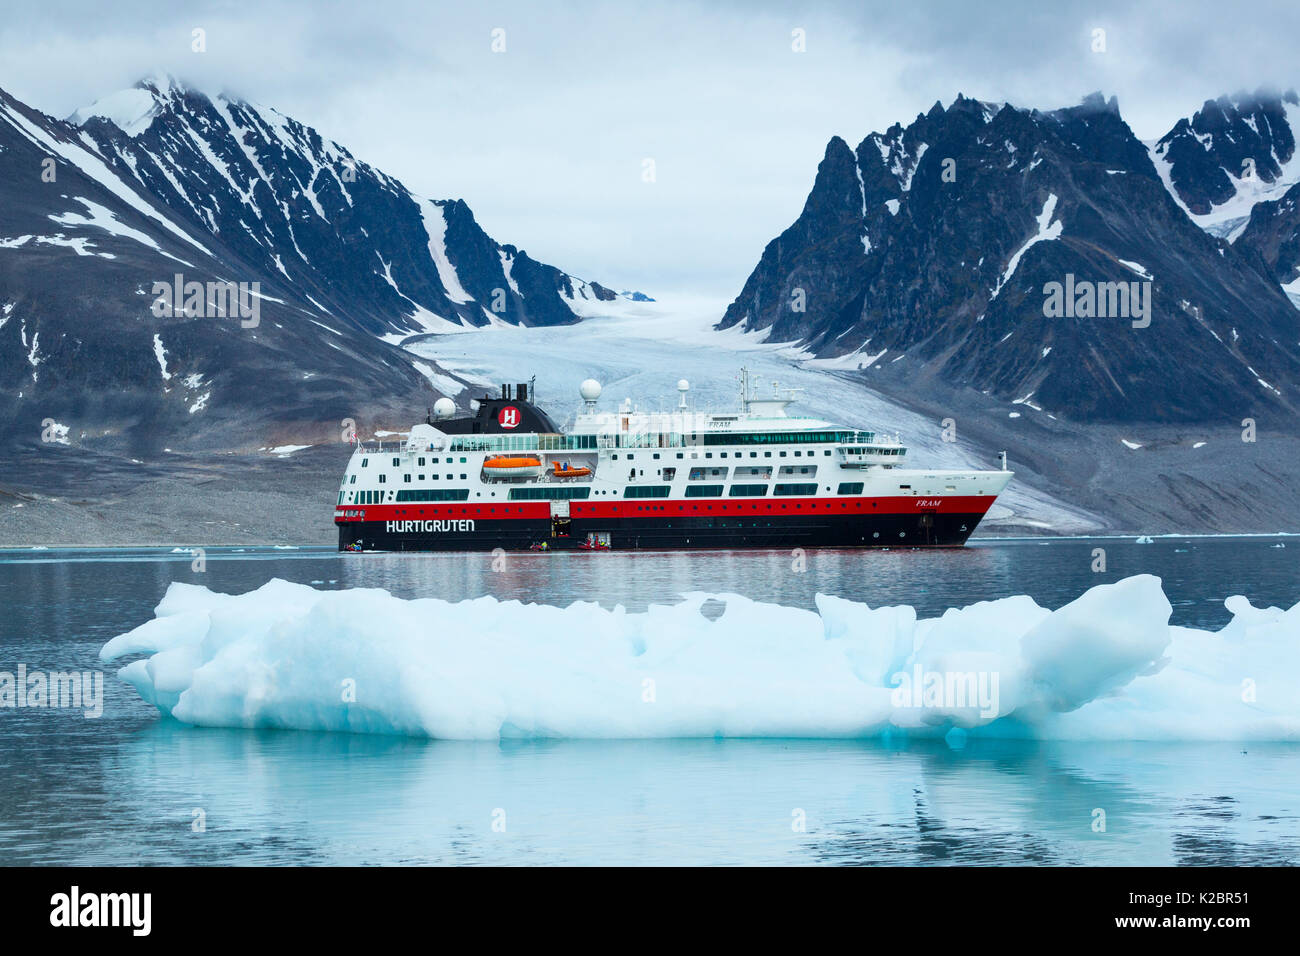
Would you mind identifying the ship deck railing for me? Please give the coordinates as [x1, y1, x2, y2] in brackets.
[355, 429, 893, 455]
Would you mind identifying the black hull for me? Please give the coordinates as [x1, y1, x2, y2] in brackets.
[337, 511, 987, 552]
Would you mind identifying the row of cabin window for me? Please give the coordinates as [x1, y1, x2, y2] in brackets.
[344, 481, 869, 506]
[612, 449, 832, 461]
[624, 482, 829, 499]
[687, 465, 815, 480]
[347, 473, 467, 484]
[698, 430, 873, 445]
[347, 488, 472, 504]
[437, 432, 870, 452]
[357, 456, 468, 468]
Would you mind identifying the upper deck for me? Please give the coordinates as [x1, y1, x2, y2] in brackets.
[353, 370, 903, 456]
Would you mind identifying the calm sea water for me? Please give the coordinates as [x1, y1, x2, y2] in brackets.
[0, 536, 1296, 865]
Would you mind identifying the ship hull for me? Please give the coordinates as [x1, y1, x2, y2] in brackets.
[336, 508, 991, 552]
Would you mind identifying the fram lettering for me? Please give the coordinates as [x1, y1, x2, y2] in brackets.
[50, 886, 151, 936]
[386, 520, 475, 533]
[915, 499, 943, 508]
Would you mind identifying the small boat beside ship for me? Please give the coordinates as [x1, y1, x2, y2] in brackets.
[334, 371, 1013, 552]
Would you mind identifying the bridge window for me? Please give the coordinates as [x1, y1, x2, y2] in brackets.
[837, 482, 864, 495]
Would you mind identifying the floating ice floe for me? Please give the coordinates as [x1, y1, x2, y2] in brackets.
[99, 575, 1300, 742]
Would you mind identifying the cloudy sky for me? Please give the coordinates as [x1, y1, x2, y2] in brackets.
[2, 1, 1297, 297]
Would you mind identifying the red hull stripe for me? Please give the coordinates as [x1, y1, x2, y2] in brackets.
[335, 495, 995, 524]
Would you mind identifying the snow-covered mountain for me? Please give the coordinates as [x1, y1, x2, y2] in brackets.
[1149, 89, 1300, 240]
[0, 76, 616, 452]
[70, 76, 616, 338]
[1150, 88, 1300, 307]
[717, 92, 1300, 427]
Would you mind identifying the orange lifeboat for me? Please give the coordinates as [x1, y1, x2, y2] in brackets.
[483, 455, 543, 478]
[551, 460, 592, 478]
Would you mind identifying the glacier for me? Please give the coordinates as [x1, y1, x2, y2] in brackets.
[99, 575, 1300, 741]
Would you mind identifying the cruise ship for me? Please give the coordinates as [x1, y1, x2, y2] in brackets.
[334, 371, 1013, 552]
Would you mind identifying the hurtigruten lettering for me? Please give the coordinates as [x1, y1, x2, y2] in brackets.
[386, 520, 475, 533]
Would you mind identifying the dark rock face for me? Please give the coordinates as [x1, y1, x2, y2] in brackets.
[718, 93, 1300, 426]
[1151, 89, 1299, 224]
[0, 78, 609, 453]
[1236, 182, 1300, 287]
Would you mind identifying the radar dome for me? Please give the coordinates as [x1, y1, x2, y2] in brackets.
[677, 379, 690, 391]
[433, 398, 456, 419]
[579, 379, 603, 401]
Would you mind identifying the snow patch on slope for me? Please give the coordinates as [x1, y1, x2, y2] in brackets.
[420, 200, 473, 305]
[992, 194, 1062, 298]
[49, 196, 193, 266]
[0, 95, 212, 257]
[68, 87, 163, 137]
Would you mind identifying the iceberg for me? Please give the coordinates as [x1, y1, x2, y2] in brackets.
[99, 575, 1300, 741]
